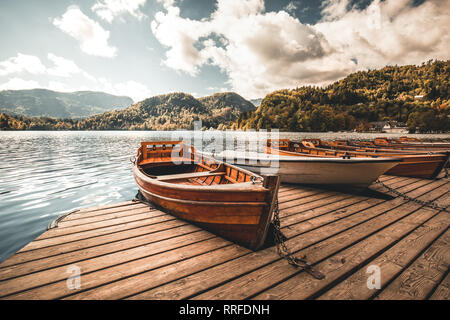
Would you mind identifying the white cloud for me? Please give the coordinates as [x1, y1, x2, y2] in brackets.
[46, 53, 95, 82]
[284, 1, 298, 14]
[151, 6, 210, 75]
[157, 0, 176, 9]
[53, 6, 117, 57]
[315, 0, 450, 69]
[0, 53, 96, 83]
[96, 78, 151, 102]
[0, 53, 46, 76]
[92, 0, 147, 23]
[150, 0, 450, 98]
[0, 78, 40, 91]
[0, 52, 149, 101]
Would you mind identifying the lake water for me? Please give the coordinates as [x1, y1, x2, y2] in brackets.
[1, 130, 449, 263]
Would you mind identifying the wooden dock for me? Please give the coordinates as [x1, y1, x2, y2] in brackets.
[0, 175, 448, 300]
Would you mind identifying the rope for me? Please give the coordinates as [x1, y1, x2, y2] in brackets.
[47, 209, 80, 230]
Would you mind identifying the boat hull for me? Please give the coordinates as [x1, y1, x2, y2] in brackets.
[133, 142, 279, 251]
[211, 151, 400, 188]
[235, 160, 397, 187]
[272, 142, 449, 179]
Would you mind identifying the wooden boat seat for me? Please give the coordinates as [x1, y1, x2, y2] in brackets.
[139, 157, 193, 166]
[156, 171, 226, 181]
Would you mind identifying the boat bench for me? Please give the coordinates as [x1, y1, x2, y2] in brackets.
[156, 171, 225, 181]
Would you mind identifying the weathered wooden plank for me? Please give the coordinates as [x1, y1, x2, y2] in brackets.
[251, 212, 448, 300]
[0, 219, 190, 268]
[253, 193, 450, 300]
[0, 174, 446, 301]
[58, 203, 149, 228]
[65, 245, 250, 300]
[369, 175, 435, 196]
[190, 181, 448, 300]
[317, 210, 450, 300]
[135, 180, 447, 300]
[57, 205, 153, 227]
[282, 197, 382, 233]
[18, 214, 177, 252]
[429, 273, 450, 300]
[0, 232, 222, 298]
[64, 202, 148, 221]
[5, 238, 235, 300]
[281, 177, 435, 223]
[278, 189, 324, 204]
[76, 201, 141, 214]
[279, 192, 339, 211]
[374, 229, 450, 300]
[0, 224, 202, 281]
[36, 209, 167, 240]
[278, 186, 314, 196]
[279, 174, 425, 220]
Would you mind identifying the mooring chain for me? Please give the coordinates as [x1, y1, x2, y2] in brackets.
[272, 198, 325, 280]
[375, 179, 449, 213]
[132, 190, 155, 208]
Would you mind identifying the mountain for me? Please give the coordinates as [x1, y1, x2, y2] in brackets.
[235, 60, 449, 133]
[0, 91, 256, 130]
[199, 92, 256, 113]
[0, 89, 133, 118]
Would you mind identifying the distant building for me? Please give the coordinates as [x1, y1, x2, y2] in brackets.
[414, 95, 424, 100]
[370, 121, 388, 132]
[370, 121, 408, 133]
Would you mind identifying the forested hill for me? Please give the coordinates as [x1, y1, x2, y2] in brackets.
[235, 60, 449, 133]
[0, 92, 256, 130]
[0, 89, 133, 118]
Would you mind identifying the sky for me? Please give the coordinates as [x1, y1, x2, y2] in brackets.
[0, 0, 448, 102]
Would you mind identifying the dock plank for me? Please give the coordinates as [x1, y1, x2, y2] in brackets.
[374, 228, 450, 300]
[0, 174, 448, 301]
[317, 208, 450, 300]
[134, 180, 448, 300]
[429, 273, 450, 300]
[189, 180, 448, 300]
[0, 232, 222, 298]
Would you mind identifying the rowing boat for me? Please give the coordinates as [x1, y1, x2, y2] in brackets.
[206, 150, 400, 188]
[266, 139, 449, 179]
[373, 137, 450, 149]
[132, 141, 280, 250]
[345, 137, 450, 151]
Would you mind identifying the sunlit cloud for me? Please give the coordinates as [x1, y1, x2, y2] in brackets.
[150, 0, 450, 98]
[0, 54, 46, 76]
[92, 0, 147, 22]
[0, 78, 41, 91]
[53, 6, 117, 57]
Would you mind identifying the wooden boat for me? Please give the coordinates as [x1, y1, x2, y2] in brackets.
[206, 150, 400, 188]
[133, 141, 280, 251]
[374, 137, 450, 149]
[329, 139, 450, 169]
[266, 139, 449, 179]
[324, 139, 446, 155]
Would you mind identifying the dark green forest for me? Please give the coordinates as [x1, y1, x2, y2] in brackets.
[235, 60, 449, 133]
